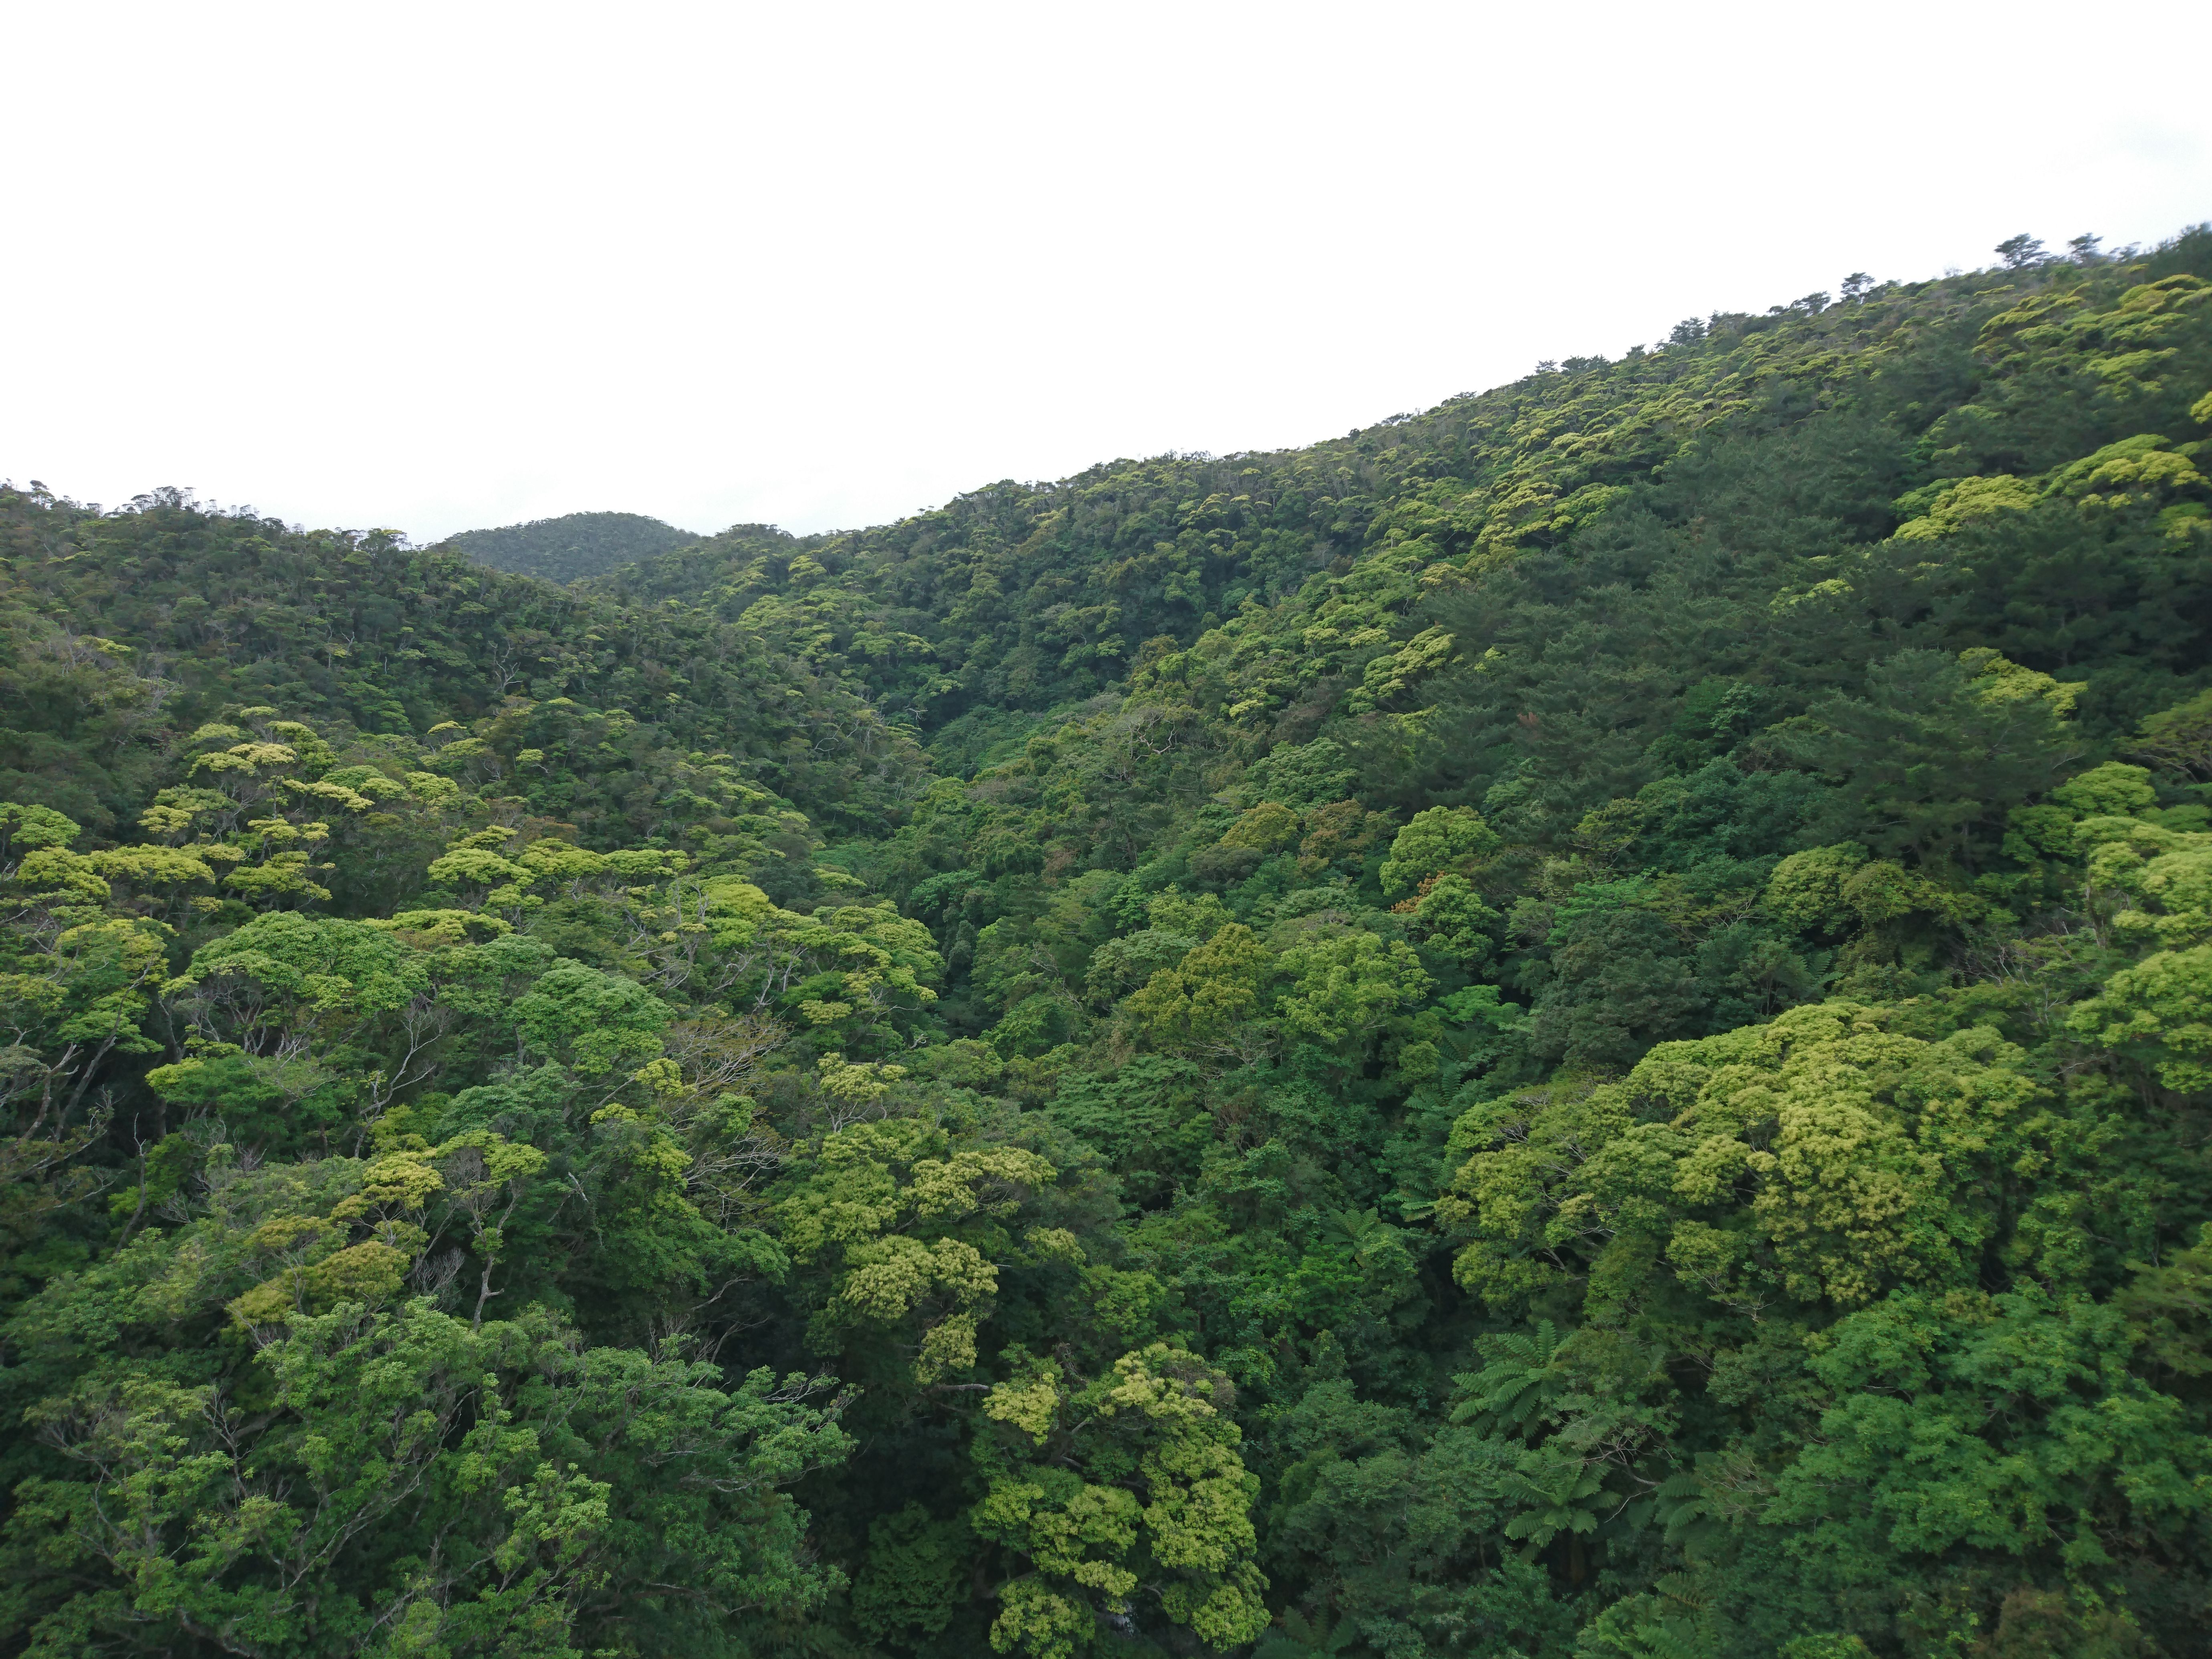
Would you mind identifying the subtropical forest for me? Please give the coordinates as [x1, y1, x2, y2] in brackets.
[4, 226, 2212, 1659]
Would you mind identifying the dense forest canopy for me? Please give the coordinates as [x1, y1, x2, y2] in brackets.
[2, 224, 2211, 1659]
[443, 510, 702, 584]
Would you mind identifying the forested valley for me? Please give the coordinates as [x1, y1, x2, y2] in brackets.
[4, 226, 2212, 1659]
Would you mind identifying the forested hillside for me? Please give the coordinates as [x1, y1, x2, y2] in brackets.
[2, 226, 2211, 1659]
[444, 510, 701, 584]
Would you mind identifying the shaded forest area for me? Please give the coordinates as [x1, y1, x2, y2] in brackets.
[2, 226, 2211, 1659]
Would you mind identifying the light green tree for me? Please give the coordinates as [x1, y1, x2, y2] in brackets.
[971, 1344, 1270, 1658]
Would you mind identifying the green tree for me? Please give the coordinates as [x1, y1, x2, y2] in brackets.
[971, 1345, 1269, 1657]
[1796, 649, 2086, 872]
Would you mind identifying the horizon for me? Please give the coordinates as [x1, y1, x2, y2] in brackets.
[5, 1, 2207, 545]
[16, 230, 2204, 549]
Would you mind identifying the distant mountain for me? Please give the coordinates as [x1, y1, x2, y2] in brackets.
[441, 509, 700, 583]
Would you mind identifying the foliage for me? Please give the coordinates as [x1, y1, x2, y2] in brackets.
[443, 510, 702, 585]
[3, 226, 2212, 1656]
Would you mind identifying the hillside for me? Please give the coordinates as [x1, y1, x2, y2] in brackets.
[443, 507, 701, 583]
[2, 226, 2211, 1659]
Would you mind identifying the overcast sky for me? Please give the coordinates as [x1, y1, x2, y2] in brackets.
[6, 1, 2208, 544]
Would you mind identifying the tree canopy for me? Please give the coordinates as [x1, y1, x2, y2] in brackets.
[443, 510, 703, 584]
[2, 224, 2211, 1658]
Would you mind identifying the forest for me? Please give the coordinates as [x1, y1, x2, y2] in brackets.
[443, 512, 702, 586]
[1, 225, 2210, 1659]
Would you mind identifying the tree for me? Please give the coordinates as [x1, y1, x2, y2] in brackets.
[10, 1300, 850, 1657]
[777, 1116, 1057, 1383]
[1276, 932, 1431, 1049]
[1795, 650, 2086, 872]
[1379, 806, 1501, 897]
[1124, 923, 1273, 1056]
[971, 1345, 1269, 1658]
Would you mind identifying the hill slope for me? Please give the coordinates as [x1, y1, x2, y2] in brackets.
[443, 507, 700, 582]
[2, 227, 2212, 1659]
[590, 228, 2212, 775]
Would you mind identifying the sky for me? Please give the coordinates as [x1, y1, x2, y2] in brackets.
[5, 1, 2209, 545]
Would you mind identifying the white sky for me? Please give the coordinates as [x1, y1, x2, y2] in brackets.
[5, 1, 2208, 544]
